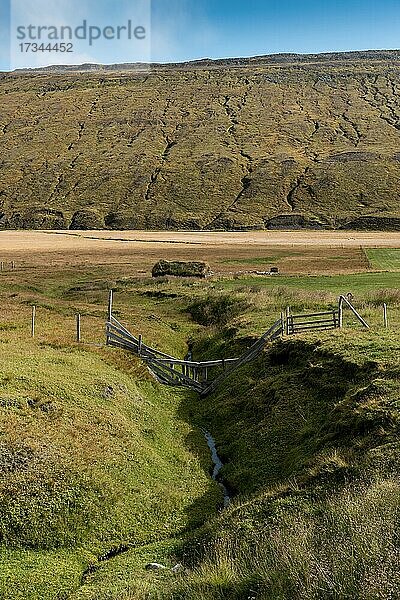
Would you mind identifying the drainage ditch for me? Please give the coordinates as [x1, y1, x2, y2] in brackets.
[203, 429, 231, 508]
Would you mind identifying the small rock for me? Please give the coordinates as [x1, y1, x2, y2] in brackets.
[0, 397, 20, 408]
[103, 385, 114, 398]
[171, 563, 184, 574]
[39, 401, 57, 413]
[145, 563, 167, 571]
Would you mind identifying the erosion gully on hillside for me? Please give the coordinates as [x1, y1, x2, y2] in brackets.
[3, 52, 400, 230]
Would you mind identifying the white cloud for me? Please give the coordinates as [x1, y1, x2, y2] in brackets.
[15, 50, 99, 70]
[10, 0, 151, 68]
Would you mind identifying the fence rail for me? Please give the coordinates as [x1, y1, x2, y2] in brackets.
[290, 310, 338, 320]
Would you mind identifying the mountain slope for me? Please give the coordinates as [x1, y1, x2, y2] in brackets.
[2, 51, 400, 230]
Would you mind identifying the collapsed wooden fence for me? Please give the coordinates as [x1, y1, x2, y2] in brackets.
[107, 314, 236, 393]
[106, 314, 281, 394]
[106, 292, 370, 396]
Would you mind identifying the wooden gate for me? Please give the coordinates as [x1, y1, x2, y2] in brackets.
[286, 310, 339, 335]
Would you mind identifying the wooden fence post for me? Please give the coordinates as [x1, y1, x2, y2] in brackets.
[340, 295, 369, 328]
[31, 306, 36, 338]
[107, 289, 113, 322]
[280, 311, 285, 336]
[138, 334, 142, 356]
[285, 306, 291, 335]
[383, 303, 388, 328]
[76, 313, 81, 342]
[338, 296, 344, 328]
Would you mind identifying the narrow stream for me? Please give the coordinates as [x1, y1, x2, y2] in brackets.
[202, 429, 231, 508]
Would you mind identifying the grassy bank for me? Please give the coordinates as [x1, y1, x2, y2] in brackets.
[0, 338, 221, 599]
[165, 330, 400, 599]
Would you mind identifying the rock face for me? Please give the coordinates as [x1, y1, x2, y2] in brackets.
[265, 214, 329, 230]
[339, 216, 400, 231]
[6, 207, 66, 229]
[3, 51, 400, 230]
[152, 260, 211, 278]
[69, 210, 104, 230]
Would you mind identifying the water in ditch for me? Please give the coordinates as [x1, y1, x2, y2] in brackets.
[202, 429, 231, 508]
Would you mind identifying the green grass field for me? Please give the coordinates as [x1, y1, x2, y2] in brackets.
[217, 270, 400, 294]
[365, 248, 400, 270]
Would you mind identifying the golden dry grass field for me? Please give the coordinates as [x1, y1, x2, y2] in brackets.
[0, 230, 399, 276]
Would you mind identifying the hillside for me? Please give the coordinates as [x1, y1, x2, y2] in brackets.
[1, 50, 400, 230]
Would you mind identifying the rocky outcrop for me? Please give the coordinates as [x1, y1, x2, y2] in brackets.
[339, 216, 400, 231]
[69, 210, 104, 230]
[7, 207, 66, 230]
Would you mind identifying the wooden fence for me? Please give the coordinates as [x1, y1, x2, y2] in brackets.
[338, 294, 369, 328]
[106, 315, 239, 393]
[285, 310, 340, 335]
[106, 313, 284, 395]
[105, 292, 371, 396]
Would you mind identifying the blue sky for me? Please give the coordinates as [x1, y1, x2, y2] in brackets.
[1, 0, 400, 70]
